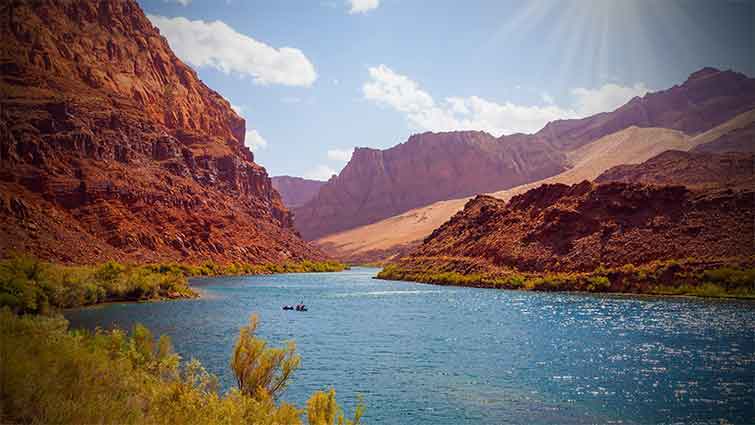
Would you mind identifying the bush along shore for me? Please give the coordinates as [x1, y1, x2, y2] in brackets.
[0, 254, 348, 314]
[377, 258, 755, 299]
[0, 308, 363, 425]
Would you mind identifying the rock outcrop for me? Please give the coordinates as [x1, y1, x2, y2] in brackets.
[0, 0, 324, 264]
[271, 176, 325, 209]
[596, 150, 754, 190]
[295, 68, 755, 240]
[390, 181, 753, 275]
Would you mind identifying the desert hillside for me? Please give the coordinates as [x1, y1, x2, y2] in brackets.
[596, 150, 754, 190]
[297, 68, 755, 242]
[0, 0, 325, 264]
[384, 180, 752, 280]
[316, 108, 755, 263]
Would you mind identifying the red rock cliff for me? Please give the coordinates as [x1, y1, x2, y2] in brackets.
[393, 180, 753, 274]
[271, 176, 325, 209]
[0, 0, 325, 264]
[294, 130, 567, 240]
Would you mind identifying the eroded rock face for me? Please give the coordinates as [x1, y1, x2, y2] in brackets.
[271, 176, 326, 209]
[0, 0, 323, 264]
[294, 68, 755, 240]
[596, 151, 754, 190]
[294, 131, 567, 239]
[396, 181, 753, 274]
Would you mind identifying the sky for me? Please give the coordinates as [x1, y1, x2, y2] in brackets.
[141, 0, 754, 180]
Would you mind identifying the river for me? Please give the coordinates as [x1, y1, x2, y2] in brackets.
[65, 267, 755, 424]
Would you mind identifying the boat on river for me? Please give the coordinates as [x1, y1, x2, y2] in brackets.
[282, 305, 307, 311]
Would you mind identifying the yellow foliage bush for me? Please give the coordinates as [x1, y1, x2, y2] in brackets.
[0, 309, 364, 425]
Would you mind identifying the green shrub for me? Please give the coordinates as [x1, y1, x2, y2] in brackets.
[586, 276, 611, 292]
[377, 260, 755, 298]
[0, 255, 196, 314]
[0, 308, 364, 425]
[702, 267, 755, 288]
[0, 254, 349, 314]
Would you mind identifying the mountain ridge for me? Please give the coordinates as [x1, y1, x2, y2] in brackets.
[295, 68, 755, 241]
[316, 108, 755, 263]
[0, 0, 325, 264]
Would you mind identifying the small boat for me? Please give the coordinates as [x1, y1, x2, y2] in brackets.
[283, 305, 307, 311]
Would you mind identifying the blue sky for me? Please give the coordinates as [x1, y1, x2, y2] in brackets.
[142, 0, 754, 179]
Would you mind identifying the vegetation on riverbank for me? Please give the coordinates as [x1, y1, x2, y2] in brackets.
[377, 259, 755, 299]
[0, 309, 363, 424]
[0, 254, 348, 314]
[147, 259, 348, 278]
[0, 255, 197, 314]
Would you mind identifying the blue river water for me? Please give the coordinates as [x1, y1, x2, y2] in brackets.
[65, 267, 755, 424]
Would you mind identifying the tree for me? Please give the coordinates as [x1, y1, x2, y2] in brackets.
[231, 314, 300, 400]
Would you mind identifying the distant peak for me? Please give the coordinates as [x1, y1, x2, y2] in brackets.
[686, 67, 722, 82]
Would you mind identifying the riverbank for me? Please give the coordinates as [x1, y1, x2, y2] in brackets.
[0, 255, 348, 314]
[376, 257, 755, 299]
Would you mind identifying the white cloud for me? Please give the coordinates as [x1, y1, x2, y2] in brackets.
[348, 0, 379, 14]
[571, 83, 649, 117]
[327, 148, 353, 162]
[363, 65, 650, 136]
[245, 130, 268, 151]
[541, 92, 554, 105]
[304, 164, 337, 181]
[148, 15, 317, 87]
[164, 0, 191, 5]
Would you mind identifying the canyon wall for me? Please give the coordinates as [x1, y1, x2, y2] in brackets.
[0, 0, 325, 264]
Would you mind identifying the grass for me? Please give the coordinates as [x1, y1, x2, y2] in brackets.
[0, 254, 349, 314]
[0, 308, 363, 425]
[377, 260, 755, 299]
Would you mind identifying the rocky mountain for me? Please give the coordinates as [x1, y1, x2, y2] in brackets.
[271, 176, 325, 209]
[535, 67, 755, 150]
[296, 68, 755, 241]
[388, 181, 753, 277]
[691, 122, 755, 154]
[315, 126, 693, 263]
[0, 0, 324, 264]
[315, 108, 755, 264]
[596, 150, 754, 190]
[294, 131, 567, 239]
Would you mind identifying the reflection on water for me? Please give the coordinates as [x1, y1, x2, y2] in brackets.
[66, 267, 755, 424]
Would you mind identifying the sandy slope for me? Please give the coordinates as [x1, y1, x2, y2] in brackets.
[315, 121, 741, 262]
[687, 109, 755, 147]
